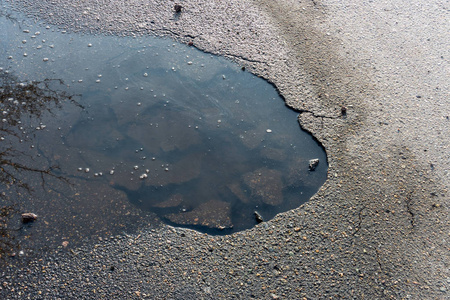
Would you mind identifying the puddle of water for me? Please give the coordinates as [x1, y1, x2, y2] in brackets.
[0, 4, 327, 257]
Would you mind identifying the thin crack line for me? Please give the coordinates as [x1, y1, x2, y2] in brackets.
[375, 249, 383, 272]
[223, 53, 269, 66]
[352, 206, 366, 235]
[405, 191, 415, 229]
[297, 109, 342, 120]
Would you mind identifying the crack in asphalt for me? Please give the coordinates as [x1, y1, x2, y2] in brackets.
[352, 206, 367, 236]
[375, 249, 383, 272]
[156, 28, 200, 41]
[223, 53, 270, 66]
[405, 191, 416, 230]
[297, 108, 344, 120]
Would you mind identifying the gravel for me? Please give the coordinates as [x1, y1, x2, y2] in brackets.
[1, 0, 448, 299]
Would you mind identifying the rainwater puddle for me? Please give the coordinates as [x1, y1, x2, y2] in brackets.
[0, 4, 327, 257]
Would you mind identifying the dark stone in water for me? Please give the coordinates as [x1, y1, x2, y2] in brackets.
[309, 159, 320, 171]
[254, 211, 264, 223]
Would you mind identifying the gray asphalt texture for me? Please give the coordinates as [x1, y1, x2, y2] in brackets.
[2, 0, 449, 299]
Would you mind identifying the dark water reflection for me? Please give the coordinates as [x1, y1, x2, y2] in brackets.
[0, 4, 326, 257]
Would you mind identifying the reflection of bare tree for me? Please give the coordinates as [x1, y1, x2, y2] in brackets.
[0, 69, 78, 258]
[0, 205, 19, 259]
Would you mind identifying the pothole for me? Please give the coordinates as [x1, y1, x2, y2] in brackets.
[0, 6, 327, 256]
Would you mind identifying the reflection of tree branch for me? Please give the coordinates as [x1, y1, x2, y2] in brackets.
[0, 205, 19, 259]
[1, 71, 76, 190]
[1, 159, 70, 190]
[1, 70, 79, 258]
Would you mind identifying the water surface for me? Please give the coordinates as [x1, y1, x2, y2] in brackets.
[0, 4, 327, 258]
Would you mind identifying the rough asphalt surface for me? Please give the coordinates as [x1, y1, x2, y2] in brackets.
[2, 0, 449, 299]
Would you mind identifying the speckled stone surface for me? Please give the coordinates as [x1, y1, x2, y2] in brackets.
[1, 0, 448, 298]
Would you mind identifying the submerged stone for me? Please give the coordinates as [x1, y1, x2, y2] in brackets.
[165, 200, 232, 229]
[153, 194, 184, 208]
[243, 168, 284, 206]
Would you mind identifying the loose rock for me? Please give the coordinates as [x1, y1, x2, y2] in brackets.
[21, 212, 38, 223]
